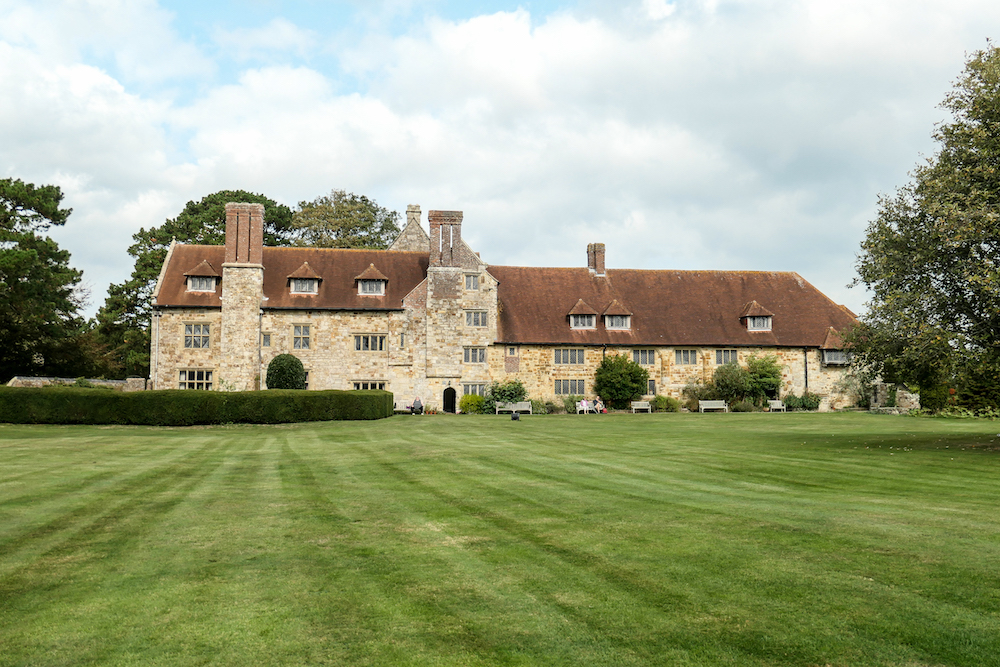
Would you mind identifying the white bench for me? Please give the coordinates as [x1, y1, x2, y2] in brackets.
[576, 400, 599, 414]
[698, 400, 728, 413]
[768, 399, 786, 412]
[496, 401, 532, 415]
[631, 401, 651, 413]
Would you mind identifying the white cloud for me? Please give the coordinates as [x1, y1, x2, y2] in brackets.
[213, 18, 318, 62]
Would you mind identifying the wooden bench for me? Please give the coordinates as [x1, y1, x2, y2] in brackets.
[631, 401, 651, 413]
[767, 399, 786, 412]
[576, 400, 598, 414]
[496, 401, 532, 415]
[698, 400, 728, 413]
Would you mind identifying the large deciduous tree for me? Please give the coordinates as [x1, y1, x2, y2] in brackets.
[0, 178, 86, 381]
[96, 191, 295, 378]
[292, 190, 400, 249]
[852, 45, 1000, 409]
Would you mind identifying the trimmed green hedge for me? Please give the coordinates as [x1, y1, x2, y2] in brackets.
[0, 387, 394, 426]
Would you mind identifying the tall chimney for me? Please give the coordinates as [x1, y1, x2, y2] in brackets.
[406, 204, 421, 227]
[587, 243, 606, 276]
[225, 203, 264, 265]
[428, 210, 463, 267]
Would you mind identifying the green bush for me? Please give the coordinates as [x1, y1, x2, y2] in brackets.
[266, 354, 306, 390]
[730, 400, 759, 412]
[746, 354, 783, 404]
[544, 400, 561, 414]
[459, 394, 486, 414]
[483, 380, 527, 414]
[782, 393, 803, 410]
[651, 395, 680, 412]
[713, 362, 750, 404]
[800, 392, 821, 411]
[594, 354, 649, 410]
[681, 381, 719, 412]
[562, 395, 583, 414]
[0, 387, 393, 425]
[530, 399, 547, 415]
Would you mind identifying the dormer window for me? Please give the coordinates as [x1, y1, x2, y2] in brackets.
[291, 278, 318, 294]
[571, 314, 596, 329]
[359, 279, 386, 295]
[747, 316, 771, 331]
[605, 315, 630, 330]
[187, 276, 216, 292]
[740, 301, 774, 332]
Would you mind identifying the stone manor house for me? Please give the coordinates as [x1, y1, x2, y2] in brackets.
[149, 203, 857, 411]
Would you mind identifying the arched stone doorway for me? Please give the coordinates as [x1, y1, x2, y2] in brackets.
[443, 387, 457, 413]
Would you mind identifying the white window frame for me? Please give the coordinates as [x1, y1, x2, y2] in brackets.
[359, 279, 385, 295]
[291, 278, 318, 294]
[179, 369, 213, 390]
[822, 350, 850, 366]
[465, 311, 488, 327]
[187, 276, 216, 292]
[293, 325, 310, 350]
[570, 314, 596, 330]
[605, 315, 630, 330]
[463, 347, 486, 363]
[747, 316, 772, 332]
[633, 349, 655, 365]
[184, 323, 210, 349]
[355, 334, 386, 351]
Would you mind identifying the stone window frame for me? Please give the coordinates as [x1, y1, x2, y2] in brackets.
[506, 346, 518, 357]
[570, 314, 596, 330]
[463, 347, 486, 363]
[605, 315, 631, 330]
[463, 383, 487, 396]
[747, 316, 772, 332]
[184, 323, 210, 349]
[647, 379, 656, 395]
[465, 311, 488, 327]
[822, 350, 850, 366]
[291, 278, 318, 294]
[716, 349, 738, 365]
[353, 380, 386, 390]
[293, 324, 311, 350]
[261, 332, 271, 347]
[186, 276, 216, 292]
[355, 334, 386, 352]
[555, 379, 585, 395]
[179, 369, 213, 390]
[554, 348, 585, 365]
[633, 349, 655, 365]
[465, 274, 480, 291]
[675, 349, 698, 365]
[358, 279, 385, 296]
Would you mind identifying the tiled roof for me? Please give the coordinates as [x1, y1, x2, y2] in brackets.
[739, 300, 774, 318]
[183, 260, 220, 277]
[603, 299, 632, 316]
[287, 262, 322, 280]
[155, 245, 428, 310]
[354, 263, 388, 281]
[488, 266, 855, 347]
[567, 299, 598, 316]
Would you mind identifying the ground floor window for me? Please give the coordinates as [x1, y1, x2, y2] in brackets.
[647, 379, 656, 395]
[463, 383, 487, 396]
[294, 325, 310, 349]
[716, 349, 738, 364]
[555, 379, 585, 395]
[179, 369, 213, 390]
[353, 381, 386, 390]
[675, 349, 698, 365]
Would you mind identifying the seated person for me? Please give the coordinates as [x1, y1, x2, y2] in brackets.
[595, 398, 606, 413]
[411, 396, 423, 415]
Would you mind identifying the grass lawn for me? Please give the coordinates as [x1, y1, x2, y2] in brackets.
[1, 413, 999, 666]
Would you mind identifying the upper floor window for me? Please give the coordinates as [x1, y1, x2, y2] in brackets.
[716, 349, 738, 365]
[293, 325, 310, 349]
[187, 276, 216, 292]
[466, 311, 488, 327]
[359, 279, 385, 295]
[571, 314, 595, 329]
[747, 316, 772, 331]
[606, 315, 630, 330]
[675, 349, 698, 365]
[291, 278, 318, 294]
[634, 349, 655, 365]
[555, 349, 585, 364]
[355, 334, 386, 351]
[465, 274, 479, 290]
[464, 347, 486, 363]
[184, 324, 209, 349]
[822, 350, 850, 366]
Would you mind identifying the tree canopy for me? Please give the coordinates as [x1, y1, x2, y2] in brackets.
[292, 190, 401, 249]
[593, 354, 649, 409]
[0, 178, 87, 381]
[851, 45, 1000, 409]
[95, 190, 295, 378]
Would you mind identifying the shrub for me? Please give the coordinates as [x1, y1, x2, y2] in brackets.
[459, 394, 486, 414]
[682, 381, 719, 412]
[782, 393, 803, 410]
[530, 399, 547, 414]
[562, 395, 583, 414]
[483, 380, 527, 414]
[746, 354, 782, 405]
[800, 391, 821, 411]
[651, 395, 680, 412]
[266, 354, 306, 390]
[730, 399, 759, 412]
[594, 354, 649, 410]
[713, 362, 750, 404]
[544, 400, 561, 414]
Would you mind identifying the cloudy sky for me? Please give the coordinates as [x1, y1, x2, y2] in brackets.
[3, 0, 998, 318]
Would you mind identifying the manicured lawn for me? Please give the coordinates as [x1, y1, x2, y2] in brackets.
[1, 413, 999, 666]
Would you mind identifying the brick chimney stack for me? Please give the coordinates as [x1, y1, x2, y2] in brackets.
[428, 210, 463, 267]
[225, 203, 264, 265]
[587, 243, 606, 276]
